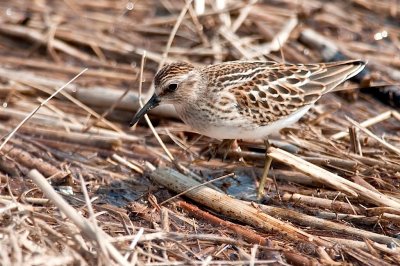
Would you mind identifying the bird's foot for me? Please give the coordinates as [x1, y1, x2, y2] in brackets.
[200, 139, 236, 161]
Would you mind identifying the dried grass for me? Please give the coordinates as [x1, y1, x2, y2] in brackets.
[0, 0, 399, 265]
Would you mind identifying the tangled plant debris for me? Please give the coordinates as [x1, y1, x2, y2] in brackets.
[0, 1, 399, 265]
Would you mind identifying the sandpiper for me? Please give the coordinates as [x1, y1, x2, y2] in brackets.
[130, 60, 366, 198]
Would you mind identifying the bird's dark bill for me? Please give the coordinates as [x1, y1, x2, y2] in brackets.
[129, 94, 160, 127]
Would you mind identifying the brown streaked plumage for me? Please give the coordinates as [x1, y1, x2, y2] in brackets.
[130, 60, 366, 140]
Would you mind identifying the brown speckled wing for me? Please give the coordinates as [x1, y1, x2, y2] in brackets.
[205, 60, 365, 125]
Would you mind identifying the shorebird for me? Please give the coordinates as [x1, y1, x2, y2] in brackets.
[130, 60, 366, 198]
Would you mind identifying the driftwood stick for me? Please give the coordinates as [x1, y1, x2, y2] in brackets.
[255, 203, 399, 246]
[176, 200, 268, 246]
[281, 192, 362, 214]
[148, 167, 331, 247]
[322, 237, 399, 255]
[315, 211, 383, 226]
[268, 147, 357, 196]
[268, 147, 400, 209]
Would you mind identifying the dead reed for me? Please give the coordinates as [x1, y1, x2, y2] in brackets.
[0, 0, 399, 265]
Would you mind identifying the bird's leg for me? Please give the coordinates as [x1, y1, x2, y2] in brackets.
[257, 139, 273, 200]
[200, 139, 235, 161]
[220, 139, 236, 161]
[229, 140, 246, 163]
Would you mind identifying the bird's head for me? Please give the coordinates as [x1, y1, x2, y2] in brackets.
[129, 62, 203, 127]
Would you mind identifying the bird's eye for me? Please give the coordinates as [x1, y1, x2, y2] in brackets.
[167, 83, 178, 92]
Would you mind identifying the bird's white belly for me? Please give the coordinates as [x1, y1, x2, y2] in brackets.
[193, 105, 313, 140]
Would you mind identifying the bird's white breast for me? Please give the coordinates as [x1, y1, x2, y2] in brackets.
[178, 104, 313, 140]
